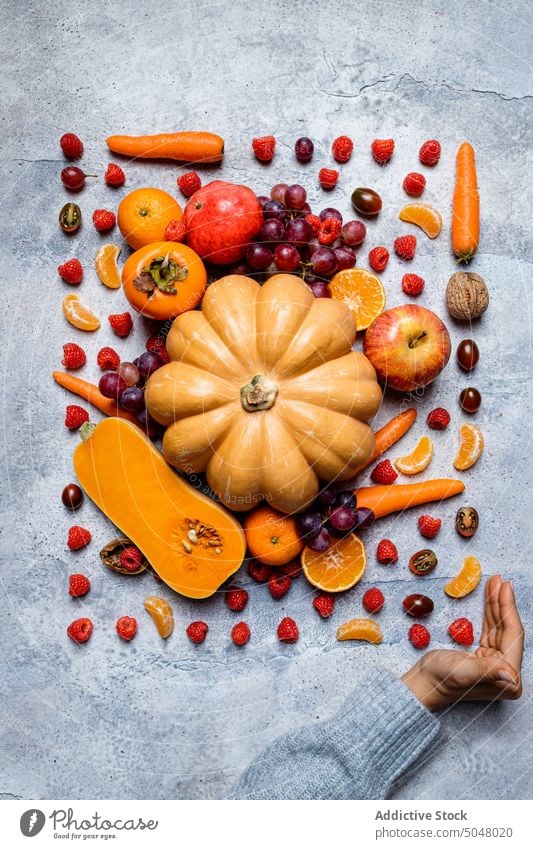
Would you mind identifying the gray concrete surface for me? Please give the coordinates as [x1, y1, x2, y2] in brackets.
[0, 0, 531, 800]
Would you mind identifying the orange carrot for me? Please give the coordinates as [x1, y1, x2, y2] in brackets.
[355, 479, 465, 519]
[452, 142, 479, 262]
[106, 132, 224, 163]
[52, 371, 139, 424]
[360, 409, 417, 471]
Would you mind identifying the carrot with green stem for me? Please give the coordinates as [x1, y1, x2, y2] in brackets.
[452, 142, 480, 262]
[106, 131, 224, 163]
[355, 479, 465, 519]
[52, 372, 139, 424]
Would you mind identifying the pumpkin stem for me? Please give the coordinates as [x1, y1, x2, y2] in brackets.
[240, 374, 278, 412]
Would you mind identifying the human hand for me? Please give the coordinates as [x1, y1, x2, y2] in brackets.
[402, 576, 523, 711]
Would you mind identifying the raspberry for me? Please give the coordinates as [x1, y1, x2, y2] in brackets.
[97, 347, 120, 370]
[119, 545, 143, 572]
[104, 163, 125, 187]
[418, 515, 442, 539]
[186, 621, 209, 644]
[116, 616, 137, 641]
[164, 219, 187, 242]
[394, 235, 417, 260]
[69, 574, 91, 597]
[313, 593, 335, 618]
[332, 135, 354, 163]
[146, 336, 170, 363]
[108, 312, 133, 337]
[371, 138, 395, 164]
[362, 587, 385, 613]
[409, 623, 431, 649]
[371, 459, 398, 485]
[225, 586, 249, 612]
[448, 617, 474, 647]
[67, 617, 93, 643]
[231, 621, 251, 646]
[318, 167, 339, 190]
[426, 407, 451, 430]
[402, 273, 425, 296]
[403, 172, 426, 197]
[67, 526, 91, 551]
[60, 133, 84, 160]
[277, 559, 301, 579]
[177, 171, 201, 197]
[318, 217, 342, 245]
[376, 539, 398, 565]
[277, 617, 299, 643]
[58, 258, 83, 285]
[268, 574, 292, 600]
[92, 209, 116, 232]
[251, 135, 276, 163]
[65, 405, 89, 430]
[247, 560, 272, 583]
[304, 213, 321, 236]
[62, 342, 86, 369]
[419, 139, 441, 166]
[368, 246, 389, 273]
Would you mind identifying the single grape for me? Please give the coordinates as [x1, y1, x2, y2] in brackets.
[335, 490, 357, 510]
[295, 512, 322, 539]
[61, 166, 87, 190]
[317, 488, 337, 506]
[229, 261, 250, 275]
[341, 219, 367, 247]
[285, 217, 313, 245]
[311, 247, 337, 277]
[353, 507, 375, 531]
[99, 372, 127, 401]
[293, 201, 312, 219]
[137, 410, 164, 440]
[307, 527, 330, 551]
[257, 195, 270, 209]
[257, 218, 285, 244]
[246, 243, 273, 270]
[308, 280, 332, 298]
[273, 243, 300, 272]
[329, 506, 356, 532]
[285, 184, 307, 210]
[270, 183, 288, 204]
[334, 245, 356, 271]
[263, 199, 288, 222]
[134, 351, 163, 378]
[294, 137, 314, 163]
[319, 207, 343, 224]
[119, 386, 145, 412]
[117, 361, 140, 386]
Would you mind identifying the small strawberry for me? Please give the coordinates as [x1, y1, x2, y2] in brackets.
[409, 623, 431, 649]
[104, 163, 125, 186]
[225, 586, 249, 612]
[269, 574, 292, 600]
[376, 539, 398, 565]
[116, 616, 137, 641]
[65, 405, 89, 430]
[318, 167, 339, 190]
[394, 235, 417, 260]
[332, 135, 354, 163]
[231, 621, 251, 646]
[427, 407, 451, 430]
[119, 545, 143, 572]
[146, 336, 170, 363]
[92, 209, 116, 232]
[419, 139, 441, 166]
[449, 617, 474, 647]
[186, 620, 209, 644]
[164, 219, 187, 242]
[371, 138, 395, 164]
[403, 172, 426, 197]
[67, 617, 93, 643]
[69, 573, 91, 597]
[362, 587, 385, 613]
[318, 217, 342, 245]
[368, 246, 389, 273]
[247, 560, 272, 583]
[305, 213, 321, 236]
[67, 526, 91, 551]
[313, 593, 335, 618]
[277, 616, 299, 643]
[252, 135, 276, 163]
[418, 515, 442, 539]
[108, 312, 133, 338]
[62, 342, 86, 369]
[97, 347, 120, 370]
[58, 258, 83, 285]
[60, 133, 84, 160]
[177, 171, 201, 197]
[371, 459, 398, 485]
[402, 273, 425, 296]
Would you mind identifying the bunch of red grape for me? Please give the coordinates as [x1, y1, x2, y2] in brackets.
[98, 352, 165, 438]
[296, 488, 375, 552]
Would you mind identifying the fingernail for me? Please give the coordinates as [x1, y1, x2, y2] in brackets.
[498, 671, 516, 684]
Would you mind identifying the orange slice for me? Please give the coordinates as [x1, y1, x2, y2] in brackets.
[95, 243, 122, 289]
[301, 532, 366, 592]
[399, 203, 442, 239]
[336, 618, 382, 644]
[444, 556, 482, 598]
[329, 268, 386, 332]
[62, 294, 100, 331]
[454, 424, 484, 471]
[395, 436, 433, 475]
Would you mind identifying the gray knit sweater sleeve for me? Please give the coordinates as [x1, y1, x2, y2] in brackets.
[228, 670, 442, 800]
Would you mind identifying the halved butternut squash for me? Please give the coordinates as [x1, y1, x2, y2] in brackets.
[73, 418, 246, 598]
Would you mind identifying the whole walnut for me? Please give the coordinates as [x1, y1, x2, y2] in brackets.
[446, 272, 489, 320]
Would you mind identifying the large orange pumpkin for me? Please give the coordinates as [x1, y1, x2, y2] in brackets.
[146, 274, 382, 514]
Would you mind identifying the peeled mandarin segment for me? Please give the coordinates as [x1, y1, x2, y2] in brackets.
[62, 294, 100, 331]
[144, 595, 174, 638]
[394, 436, 434, 475]
[444, 555, 482, 598]
[399, 203, 443, 239]
[454, 423, 484, 471]
[329, 268, 386, 332]
[95, 243, 122, 289]
[301, 533, 366, 592]
[336, 618, 382, 644]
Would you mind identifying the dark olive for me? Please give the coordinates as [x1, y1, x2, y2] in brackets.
[457, 339, 479, 371]
[62, 483, 83, 510]
[403, 594, 434, 617]
[459, 387, 481, 413]
[409, 549, 438, 576]
[59, 202, 82, 233]
[455, 506, 479, 538]
[351, 187, 382, 217]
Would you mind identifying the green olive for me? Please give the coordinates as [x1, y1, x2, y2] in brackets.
[59, 202, 82, 233]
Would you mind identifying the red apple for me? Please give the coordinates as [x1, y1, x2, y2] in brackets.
[363, 305, 451, 392]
